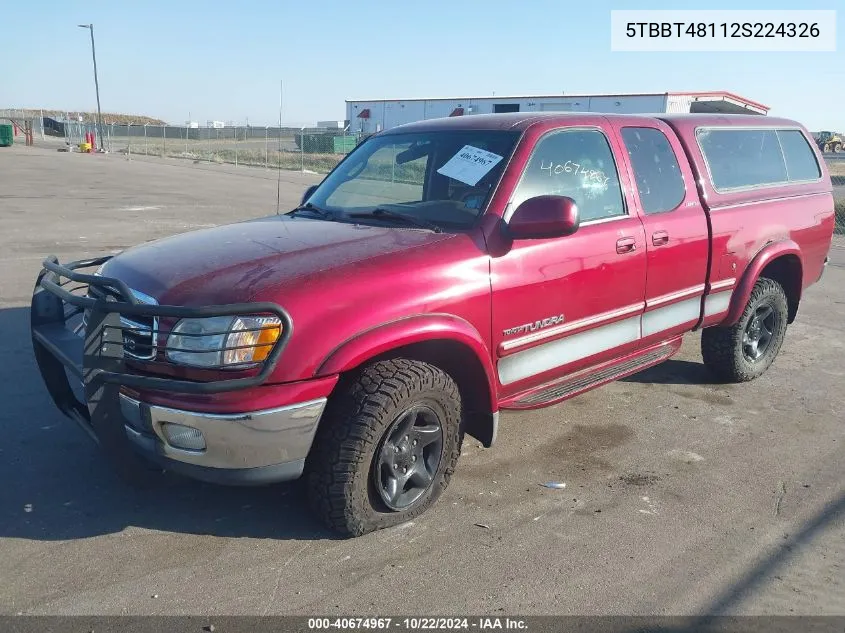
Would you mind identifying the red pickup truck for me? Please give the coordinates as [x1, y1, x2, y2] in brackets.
[31, 112, 835, 537]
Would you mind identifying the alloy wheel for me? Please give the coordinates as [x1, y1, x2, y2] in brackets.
[742, 304, 777, 362]
[372, 406, 444, 511]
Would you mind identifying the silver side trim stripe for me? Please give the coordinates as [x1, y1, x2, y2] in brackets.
[500, 302, 644, 352]
[645, 285, 705, 309]
[704, 290, 732, 317]
[709, 278, 736, 292]
[501, 282, 709, 353]
[497, 288, 735, 386]
[641, 297, 700, 337]
[498, 316, 641, 386]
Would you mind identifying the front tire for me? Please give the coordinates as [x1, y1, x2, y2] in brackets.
[305, 359, 462, 537]
[701, 277, 789, 383]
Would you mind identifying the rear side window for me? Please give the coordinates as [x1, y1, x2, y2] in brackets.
[621, 127, 685, 214]
[777, 130, 821, 182]
[510, 129, 625, 223]
[697, 129, 788, 190]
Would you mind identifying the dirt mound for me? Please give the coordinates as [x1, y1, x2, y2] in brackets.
[12, 109, 166, 126]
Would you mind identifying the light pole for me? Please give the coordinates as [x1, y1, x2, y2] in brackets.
[78, 23, 104, 151]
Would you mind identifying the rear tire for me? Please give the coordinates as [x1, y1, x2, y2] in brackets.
[701, 277, 789, 383]
[305, 359, 462, 537]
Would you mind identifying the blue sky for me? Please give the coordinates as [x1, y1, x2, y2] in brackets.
[1, 0, 842, 128]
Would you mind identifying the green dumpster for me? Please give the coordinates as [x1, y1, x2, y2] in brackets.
[332, 135, 358, 154]
[298, 133, 334, 154]
[0, 124, 13, 147]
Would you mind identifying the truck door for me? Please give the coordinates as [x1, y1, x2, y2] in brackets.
[490, 124, 648, 398]
[613, 121, 710, 343]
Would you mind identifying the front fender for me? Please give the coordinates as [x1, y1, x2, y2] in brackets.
[723, 239, 802, 326]
[316, 314, 497, 411]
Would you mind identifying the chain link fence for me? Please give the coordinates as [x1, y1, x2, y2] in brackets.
[0, 112, 366, 176]
[0, 108, 46, 139]
[4, 109, 844, 233]
[101, 124, 363, 174]
[832, 172, 845, 235]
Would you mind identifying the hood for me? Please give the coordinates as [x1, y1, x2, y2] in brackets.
[100, 215, 452, 305]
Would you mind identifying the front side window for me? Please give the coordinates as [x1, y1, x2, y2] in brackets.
[621, 127, 686, 214]
[510, 129, 625, 223]
[325, 141, 428, 207]
[305, 130, 520, 230]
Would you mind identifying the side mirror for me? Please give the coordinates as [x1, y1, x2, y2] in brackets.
[301, 184, 319, 206]
[506, 195, 579, 240]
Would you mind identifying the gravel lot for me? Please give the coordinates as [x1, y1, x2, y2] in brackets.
[1, 146, 843, 616]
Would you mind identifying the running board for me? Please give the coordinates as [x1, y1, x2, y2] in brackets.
[504, 339, 682, 409]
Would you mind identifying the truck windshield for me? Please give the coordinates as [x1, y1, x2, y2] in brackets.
[303, 130, 520, 230]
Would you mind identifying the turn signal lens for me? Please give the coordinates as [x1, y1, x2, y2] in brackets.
[222, 316, 282, 365]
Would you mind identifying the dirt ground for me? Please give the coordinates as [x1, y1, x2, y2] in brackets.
[0, 145, 843, 616]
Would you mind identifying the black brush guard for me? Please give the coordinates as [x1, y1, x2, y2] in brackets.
[31, 255, 293, 445]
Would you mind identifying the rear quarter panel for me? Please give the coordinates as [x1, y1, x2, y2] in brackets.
[662, 116, 835, 325]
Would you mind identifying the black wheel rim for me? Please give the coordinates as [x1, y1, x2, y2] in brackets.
[372, 406, 444, 511]
[743, 304, 777, 362]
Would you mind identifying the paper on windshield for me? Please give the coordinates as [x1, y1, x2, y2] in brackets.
[436, 145, 504, 187]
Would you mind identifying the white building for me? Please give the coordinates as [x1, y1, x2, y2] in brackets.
[345, 91, 769, 135]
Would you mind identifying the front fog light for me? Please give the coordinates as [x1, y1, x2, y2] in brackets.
[161, 423, 206, 451]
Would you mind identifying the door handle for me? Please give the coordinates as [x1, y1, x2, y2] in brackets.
[616, 237, 636, 254]
[652, 230, 669, 246]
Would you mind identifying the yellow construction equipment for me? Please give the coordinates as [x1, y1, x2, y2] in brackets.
[814, 131, 843, 153]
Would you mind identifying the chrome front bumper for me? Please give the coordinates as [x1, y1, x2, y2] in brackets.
[120, 395, 327, 484]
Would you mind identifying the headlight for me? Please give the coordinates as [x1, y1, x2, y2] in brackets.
[166, 315, 282, 368]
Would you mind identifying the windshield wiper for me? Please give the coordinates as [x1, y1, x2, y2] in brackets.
[288, 203, 336, 220]
[348, 208, 442, 233]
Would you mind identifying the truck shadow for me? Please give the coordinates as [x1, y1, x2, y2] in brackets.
[621, 359, 725, 386]
[0, 306, 337, 542]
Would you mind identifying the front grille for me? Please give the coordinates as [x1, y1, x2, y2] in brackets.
[82, 284, 159, 361]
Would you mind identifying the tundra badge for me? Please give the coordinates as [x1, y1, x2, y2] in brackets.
[503, 314, 565, 337]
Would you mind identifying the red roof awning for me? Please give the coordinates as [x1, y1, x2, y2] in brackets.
[449, 107, 464, 117]
[357, 108, 370, 119]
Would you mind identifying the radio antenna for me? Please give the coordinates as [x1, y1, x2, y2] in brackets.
[275, 79, 283, 216]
